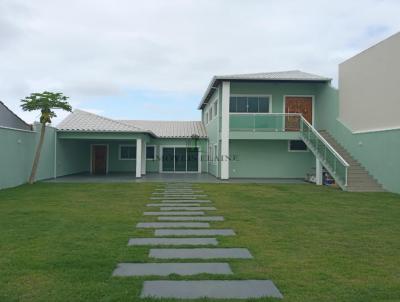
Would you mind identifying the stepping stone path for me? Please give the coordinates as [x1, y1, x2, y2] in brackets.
[111, 183, 283, 299]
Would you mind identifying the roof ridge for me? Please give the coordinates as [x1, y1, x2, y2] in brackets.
[72, 109, 147, 132]
[120, 119, 202, 123]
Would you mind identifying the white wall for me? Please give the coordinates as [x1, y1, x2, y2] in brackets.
[339, 32, 400, 132]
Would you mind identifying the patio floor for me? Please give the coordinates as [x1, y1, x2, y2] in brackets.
[44, 172, 306, 184]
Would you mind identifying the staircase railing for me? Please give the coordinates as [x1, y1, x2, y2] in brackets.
[299, 117, 349, 189]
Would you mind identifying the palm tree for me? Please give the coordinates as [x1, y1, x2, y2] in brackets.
[21, 91, 72, 184]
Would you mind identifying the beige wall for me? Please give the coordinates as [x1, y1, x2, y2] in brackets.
[339, 32, 400, 132]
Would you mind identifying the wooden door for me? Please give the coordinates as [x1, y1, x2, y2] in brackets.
[92, 145, 107, 174]
[285, 96, 313, 130]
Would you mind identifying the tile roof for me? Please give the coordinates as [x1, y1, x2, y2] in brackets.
[199, 70, 331, 109]
[57, 109, 207, 138]
[57, 109, 152, 133]
[120, 120, 207, 138]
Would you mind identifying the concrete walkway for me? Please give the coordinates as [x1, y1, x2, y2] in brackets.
[111, 183, 283, 299]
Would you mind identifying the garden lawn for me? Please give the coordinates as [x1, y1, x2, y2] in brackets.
[0, 182, 399, 302]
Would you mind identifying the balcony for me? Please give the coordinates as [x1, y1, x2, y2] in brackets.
[229, 113, 302, 140]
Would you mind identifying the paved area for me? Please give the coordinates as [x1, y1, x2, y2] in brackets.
[143, 211, 205, 216]
[141, 280, 283, 299]
[128, 238, 218, 246]
[149, 248, 253, 259]
[155, 229, 236, 236]
[111, 182, 283, 299]
[113, 263, 232, 276]
[158, 216, 224, 221]
[136, 222, 210, 228]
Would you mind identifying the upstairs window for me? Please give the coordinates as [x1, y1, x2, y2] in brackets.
[119, 145, 136, 160]
[213, 101, 218, 117]
[209, 107, 213, 121]
[230, 96, 270, 113]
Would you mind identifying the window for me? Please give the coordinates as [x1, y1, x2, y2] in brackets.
[119, 145, 136, 160]
[213, 101, 218, 117]
[146, 146, 155, 160]
[288, 140, 308, 152]
[205, 112, 209, 124]
[209, 107, 213, 121]
[208, 145, 213, 162]
[229, 96, 270, 113]
[214, 144, 218, 162]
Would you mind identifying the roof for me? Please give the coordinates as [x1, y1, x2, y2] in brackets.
[199, 70, 331, 109]
[0, 101, 32, 131]
[120, 120, 207, 138]
[57, 109, 154, 134]
[57, 109, 207, 138]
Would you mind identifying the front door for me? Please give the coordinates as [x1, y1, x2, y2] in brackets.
[92, 145, 107, 174]
[285, 96, 313, 130]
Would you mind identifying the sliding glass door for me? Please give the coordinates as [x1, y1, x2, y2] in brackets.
[161, 147, 199, 172]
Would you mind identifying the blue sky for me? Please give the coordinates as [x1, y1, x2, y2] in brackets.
[0, 0, 399, 124]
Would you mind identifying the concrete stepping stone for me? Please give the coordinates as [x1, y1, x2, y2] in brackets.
[153, 192, 203, 195]
[160, 206, 216, 211]
[158, 216, 224, 221]
[151, 197, 198, 200]
[144, 211, 205, 216]
[147, 203, 201, 207]
[140, 280, 283, 299]
[113, 263, 233, 277]
[128, 237, 218, 246]
[161, 200, 211, 203]
[155, 229, 236, 236]
[149, 248, 253, 259]
[136, 222, 210, 228]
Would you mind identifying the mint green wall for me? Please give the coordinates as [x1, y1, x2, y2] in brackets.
[230, 81, 325, 125]
[0, 124, 56, 189]
[203, 87, 221, 177]
[230, 140, 314, 178]
[56, 139, 89, 176]
[316, 85, 400, 193]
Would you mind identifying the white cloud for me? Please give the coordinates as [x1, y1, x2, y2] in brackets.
[0, 0, 399, 123]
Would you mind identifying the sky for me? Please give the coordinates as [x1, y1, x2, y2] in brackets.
[0, 0, 399, 125]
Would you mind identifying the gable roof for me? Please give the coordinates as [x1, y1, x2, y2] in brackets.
[0, 101, 32, 131]
[57, 109, 154, 135]
[199, 70, 331, 109]
[120, 120, 207, 138]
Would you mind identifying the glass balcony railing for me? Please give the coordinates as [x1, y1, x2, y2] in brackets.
[229, 113, 301, 132]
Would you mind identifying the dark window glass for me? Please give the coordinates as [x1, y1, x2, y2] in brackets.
[120, 146, 136, 159]
[248, 97, 258, 112]
[289, 140, 307, 151]
[229, 97, 237, 112]
[258, 97, 269, 113]
[146, 146, 155, 159]
[236, 97, 247, 112]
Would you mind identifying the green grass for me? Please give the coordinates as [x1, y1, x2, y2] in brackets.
[0, 182, 399, 302]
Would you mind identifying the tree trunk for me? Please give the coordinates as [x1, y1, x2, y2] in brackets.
[28, 122, 46, 184]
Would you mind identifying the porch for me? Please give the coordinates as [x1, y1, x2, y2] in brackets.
[45, 172, 306, 184]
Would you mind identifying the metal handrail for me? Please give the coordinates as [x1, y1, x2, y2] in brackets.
[300, 117, 349, 167]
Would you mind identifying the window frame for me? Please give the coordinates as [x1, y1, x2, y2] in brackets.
[229, 94, 272, 114]
[288, 140, 309, 152]
[119, 144, 136, 160]
[146, 145, 156, 160]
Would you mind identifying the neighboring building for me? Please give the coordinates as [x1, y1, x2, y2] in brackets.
[1, 33, 399, 193]
[0, 101, 32, 131]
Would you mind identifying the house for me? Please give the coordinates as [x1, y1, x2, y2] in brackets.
[1, 33, 399, 192]
[0, 101, 32, 131]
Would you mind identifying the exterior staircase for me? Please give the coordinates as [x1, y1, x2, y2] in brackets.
[318, 130, 385, 192]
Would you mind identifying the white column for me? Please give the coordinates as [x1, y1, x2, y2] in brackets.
[136, 138, 142, 178]
[316, 158, 323, 185]
[220, 81, 230, 180]
[141, 141, 146, 175]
